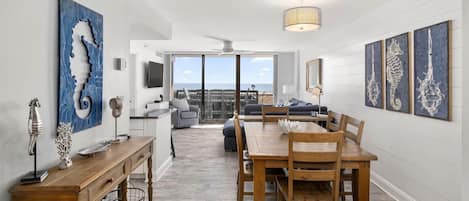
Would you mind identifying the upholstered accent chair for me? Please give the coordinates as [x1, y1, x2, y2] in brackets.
[171, 99, 200, 129]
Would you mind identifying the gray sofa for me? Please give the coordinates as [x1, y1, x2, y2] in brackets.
[172, 105, 200, 129]
[244, 98, 328, 115]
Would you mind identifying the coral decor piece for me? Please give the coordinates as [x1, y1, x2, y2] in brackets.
[56, 123, 73, 170]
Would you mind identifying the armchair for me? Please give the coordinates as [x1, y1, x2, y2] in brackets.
[172, 105, 200, 129]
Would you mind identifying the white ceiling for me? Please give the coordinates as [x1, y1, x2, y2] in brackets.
[138, 0, 388, 53]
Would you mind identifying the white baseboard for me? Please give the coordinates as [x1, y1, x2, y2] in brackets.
[371, 171, 416, 201]
[155, 156, 173, 182]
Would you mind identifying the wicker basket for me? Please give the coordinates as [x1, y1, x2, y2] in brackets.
[102, 187, 145, 201]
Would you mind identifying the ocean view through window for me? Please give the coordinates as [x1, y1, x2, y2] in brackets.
[173, 55, 274, 121]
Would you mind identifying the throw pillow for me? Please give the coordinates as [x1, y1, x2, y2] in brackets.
[172, 98, 190, 111]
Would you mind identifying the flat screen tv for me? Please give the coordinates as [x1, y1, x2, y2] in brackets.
[147, 61, 164, 88]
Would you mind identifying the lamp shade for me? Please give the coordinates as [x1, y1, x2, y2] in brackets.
[284, 7, 321, 32]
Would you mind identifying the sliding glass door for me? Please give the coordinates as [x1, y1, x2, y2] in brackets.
[173, 55, 274, 122]
[173, 56, 203, 112]
[240, 56, 274, 113]
[203, 56, 236, 121]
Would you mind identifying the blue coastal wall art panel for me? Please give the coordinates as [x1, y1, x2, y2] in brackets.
[385, 33, 411, 113]
[365, 41, 384, 109]
[59, 0, 103, 133]
[414, 21, 451, 121]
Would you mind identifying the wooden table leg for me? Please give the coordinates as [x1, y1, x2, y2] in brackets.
[148, 156, 153, 201]
[253, 159, 266, 201]
[119, 178, 128, 201]
[356, 162, 371, 201]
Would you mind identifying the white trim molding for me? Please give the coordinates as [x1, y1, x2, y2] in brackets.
[371, 171, 416, 201]
[155, 156, 173, 182]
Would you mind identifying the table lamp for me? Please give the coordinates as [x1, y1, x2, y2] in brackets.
[311, 86, 323, 114]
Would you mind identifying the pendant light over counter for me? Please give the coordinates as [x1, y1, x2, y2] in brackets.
[283, 6, 321, 32]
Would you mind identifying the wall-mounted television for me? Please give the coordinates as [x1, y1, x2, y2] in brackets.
[147, 61, 164, 88]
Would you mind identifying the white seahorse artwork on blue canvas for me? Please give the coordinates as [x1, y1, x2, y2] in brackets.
[386, 39, 404, 110]
[416, 29, 444, 116]
[367, 47, 380, 107]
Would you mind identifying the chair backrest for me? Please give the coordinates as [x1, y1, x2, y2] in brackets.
[342, 115, 365, 145]
[233, 113, 245, 175]
[261, 106, 289, 122]
[287, 131, 344, 201]
[326, 111, 345, 132]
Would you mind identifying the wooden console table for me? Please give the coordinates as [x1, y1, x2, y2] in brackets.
[10, 136, 154, 201]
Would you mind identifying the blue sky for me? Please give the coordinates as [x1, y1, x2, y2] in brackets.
[173, 56, 273, 84]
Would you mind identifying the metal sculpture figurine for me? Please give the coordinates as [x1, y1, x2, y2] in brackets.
[21, 98, 49, 184]
[28, 98, 43, 155]
[109, 96, 123, 142]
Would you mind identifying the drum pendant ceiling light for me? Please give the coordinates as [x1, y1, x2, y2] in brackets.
[283, 6, 321, 32]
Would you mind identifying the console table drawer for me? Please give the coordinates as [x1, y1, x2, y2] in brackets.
[130, 144, 152, 170]
[87, 161, 129, 201]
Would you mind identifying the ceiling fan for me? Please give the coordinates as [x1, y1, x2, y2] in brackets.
[205, 35, 255, 55]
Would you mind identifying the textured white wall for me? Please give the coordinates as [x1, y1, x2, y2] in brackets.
[0, 0, 162, 200]
[297, 0, 463, 200]
[461, 0, 469, 200]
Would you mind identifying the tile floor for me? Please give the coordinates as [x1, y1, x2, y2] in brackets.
[132, 127, 394, 201]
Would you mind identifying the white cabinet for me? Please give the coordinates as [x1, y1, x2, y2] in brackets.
[129, 112, 172, 181]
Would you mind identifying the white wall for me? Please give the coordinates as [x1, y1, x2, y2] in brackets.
[461, 0, 469, 200]
[297, 0, 463, 200]
[0, 1, 169, 200]
[130, 43, 165, 113]
[275, 52, 298, 103]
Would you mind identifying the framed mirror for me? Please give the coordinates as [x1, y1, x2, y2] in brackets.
[306, 58, 323, 91]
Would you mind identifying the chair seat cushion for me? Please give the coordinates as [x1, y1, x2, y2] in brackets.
[276, 178, 333, 201]
[180, 111, 197, 119]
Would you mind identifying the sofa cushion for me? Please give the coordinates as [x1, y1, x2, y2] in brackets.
[172, 98, 190, 111]
[223, 119, 245, 137]
[180, 111, 197, 119]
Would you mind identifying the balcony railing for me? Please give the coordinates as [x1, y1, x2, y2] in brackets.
[174, 89, 273, 121]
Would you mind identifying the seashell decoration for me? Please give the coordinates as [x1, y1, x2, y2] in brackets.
[416, 29, 444, 116]
[367, 46, 381, 107]
[278, 119, 300, 134]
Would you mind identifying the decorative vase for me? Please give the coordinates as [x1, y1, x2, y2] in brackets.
[58, 156, 72, 170]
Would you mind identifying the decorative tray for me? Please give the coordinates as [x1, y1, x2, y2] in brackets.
[78, 140, 113, 157]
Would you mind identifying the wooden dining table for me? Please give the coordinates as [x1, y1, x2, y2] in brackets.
[244, 122, 378, 201]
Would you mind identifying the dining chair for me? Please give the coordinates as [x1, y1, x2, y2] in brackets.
[326, 111, 346, 132]
[276, 131, 344, 201]
[340, 115, 365, 201]
[234, 113, 284, 201]
[262, 106, 289, 122]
